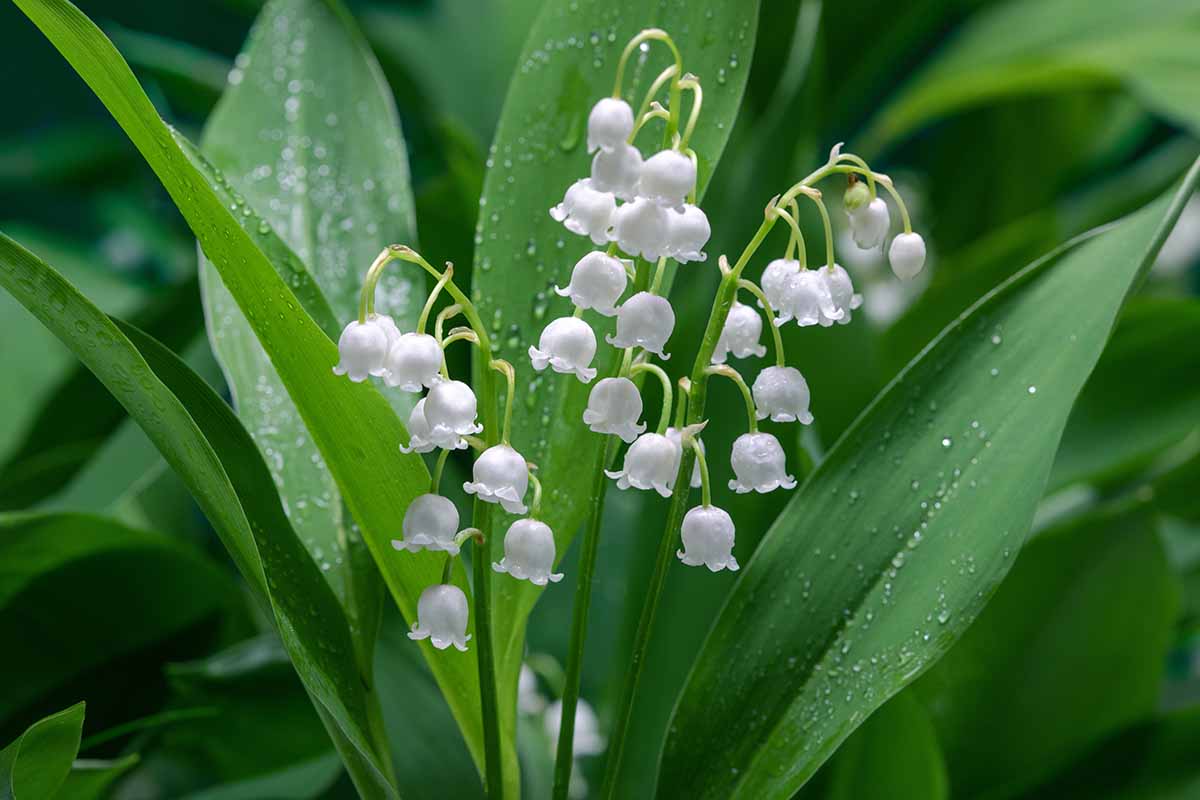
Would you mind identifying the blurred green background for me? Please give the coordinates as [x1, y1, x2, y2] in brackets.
[2, 0, 1199, 797]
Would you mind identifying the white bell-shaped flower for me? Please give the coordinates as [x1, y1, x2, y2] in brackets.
[383, 332, 443, 391]
[392, 493, 460, 555]
[582, 377, 645, 442]
[519, 665, 546, 715]
[783, 268, 841, 327]
[816, 264, 863, 326]
[729, 432, 796, 494]
[591, 143, 642, 201]
[424, 380, 482, 450]
[399, 398, 439, 454]
[550, 179, 616, 245]
[605, 291, 674, 359]
[332, 317, 390, 382]
[759, 258, 800, 324]
[639, 149, 695, 210]
[677, 505, 739, 572]
[408, 584, 471, 651]
[752, 366, 813, 424]
[607, 197, 670, 261]
[712, 301, 766, 364]
[665, 427, 703, 488]
[605, 432, 681, 497]
[848, 197, 890, 250]
[493, 518, 564, 586]
[375, 314, 402, 347]
[889, 232, 927, 280]
[528, 317, 598, 383]
[555, 251, 627, 316]
[545, 698, 605, 757]
[667, 204, 710, 263]
[464, 444, 529, 514]
[587, 97, 634, 153]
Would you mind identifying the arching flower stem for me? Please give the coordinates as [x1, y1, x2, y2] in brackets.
[796, 186, 835, 268]
[490, 358, 516, 445]
[630, 361, 673, 436]
[529, 473, 544, 519]
[736, 279, 786, 367]
[633, 66, 678, 126]
[774, 201, 807, 267]
[835, 152, 877, 198]
[613, 28, 682, 101]
[704, 365, 757, 433]
[688, 435, 711, 507]
[416, 264, 454, 334]
[678, 75, 702, 151]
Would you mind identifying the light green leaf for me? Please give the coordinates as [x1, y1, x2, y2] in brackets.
[915, 502, 1178, 799]
[657, 159, 1200, 799]
[0, 231, 396, 797]
[859, 0, 1200, 152]
[0, 702, 85, 800]
[11, 0, 483, 771]
[473, 0, 761, 729]
[0, 511, 238, 723]
[197, 0, 419, 673]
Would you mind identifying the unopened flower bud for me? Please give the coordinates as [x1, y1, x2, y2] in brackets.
[843, 179, 871, 212]
[555, 251, 628, 316]
[752, 366, 813, 424]
[393, 494, 460, 554]
[587, 97, 634, 153]
[551, 179, 616, 245]
[889, 232, 927, 280]
[383, 332, 443, 391]
[464, 444, 529, 514]
[848, 197, 890, 250]
[408, 584, 471, 651]
[583, 377, 646, 442]
[493, 519, 564, 586]
[639, 149, 696, 210]
[729, 432, 796, 494]
[605, 432, 681, 497]
[677, 505, 739, 572]
[605, 291, 675, 358]
[712, 301, 766, 364]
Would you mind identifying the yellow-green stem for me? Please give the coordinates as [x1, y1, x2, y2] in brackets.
[630, 361, 673, 435]
[705, 364, 757, 433]
[417, 265, 454, 333]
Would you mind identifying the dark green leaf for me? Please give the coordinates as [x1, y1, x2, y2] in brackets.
[179, 754, 343, 800]
[658, 160, 1200, 799]
[0, 702, 84, 799]
[60, 755, 139, 800]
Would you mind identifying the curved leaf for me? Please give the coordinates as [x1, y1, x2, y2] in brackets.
[0, 702, 84, 800]
[198, 0, 420, 657]
[11, 0, 483, 768]
[473, 0, 761, 718]
[657, 159, 1200, 798]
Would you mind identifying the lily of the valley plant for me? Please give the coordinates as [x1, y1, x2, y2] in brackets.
[331, 28, 924, 798]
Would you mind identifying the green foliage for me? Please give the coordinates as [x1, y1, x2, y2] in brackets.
[0, 703, 85, 799]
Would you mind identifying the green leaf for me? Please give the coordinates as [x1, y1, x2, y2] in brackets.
[0, 234, 394, 797]
[822, 691, 948, 800]
[859, 0, 1200, 152]
[0, 511, 237, 724]
[178, 754, 343, 800]
[472, 0, 761, 726]
[915, 503, 1178, 798]
[60, 755, 140, 800]
[11, 0, 482, 770]
[1050, 297, 1200, 490]
[657, 159, 1200, 799]
[197, 0, 419, 675]
[0, 702, 85, 799]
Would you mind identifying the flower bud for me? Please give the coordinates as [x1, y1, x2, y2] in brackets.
[712, 301, 766, 364]
[605, 291, 675, 359]
[529, 317, 598, 382]
[848, 197, 890, 250]
[464, 444, 529, 514]
[889, 232, 927, 280]
[493, 519, 564, 586]
[843, 179, 871, 212]
[759, 259, 800, 324]
[591, 143, 642, 201]
[408, 584, 471, 651]
[399, 398, 440, 453]
[639, 149, 696, 210]
[608, 197, 670, 261]
[555, 251, 628, 316]
[729, 432, 796, 494]
[667, 204, 710, 264]
[677, 505, 739, 572]
[583, 377, 646, 443]
[752, 366, 813, 424]
[424, 380, 482, 450]
[587, 97, 634, 153]
[550, 179, 616, 245]
[383, 332, 443, 391]
[605, 431, 681, 497]
[816, 264, 862, 326]
[332, 317, 390, 382]
[393, 493, 460, 555]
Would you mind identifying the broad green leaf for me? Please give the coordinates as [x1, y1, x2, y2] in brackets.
[198, 0, 419, 673]
[473, 0, 761, 724]
[1050, 298, 1200, 490]
[0, 702, 84, 799]
[915, 503, 1178, 799]
[859, 0, 1200, 152]
[0, 511, 237, 723]
[657, 159, 1200, 799]
[11, 0, 482, 770]
[822, 691, 948, 800]
[0, 234, 394, 796]
[60, 755, 139, 800]
[179, 754, 343, 800]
